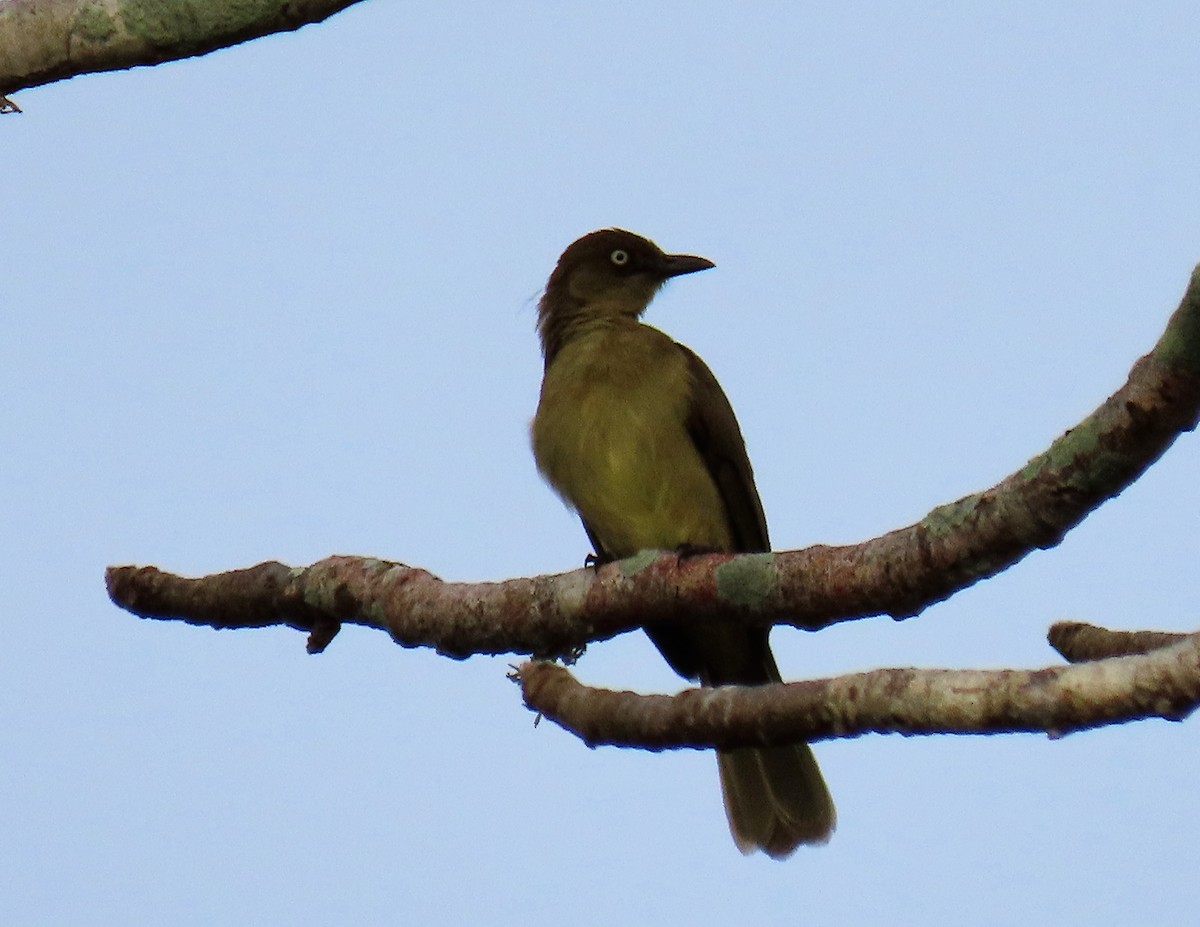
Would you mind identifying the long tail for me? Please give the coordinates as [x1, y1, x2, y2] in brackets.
[643, 622, 836, 856]
[718, 741, 835, 858]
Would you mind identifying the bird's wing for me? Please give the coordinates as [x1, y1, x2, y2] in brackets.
[678, 344, 771, 554]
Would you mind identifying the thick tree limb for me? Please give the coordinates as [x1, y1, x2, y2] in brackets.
[0, 0, 365, 99]
[516, 631, 1200, 750]
[107, 265, 1200, 654]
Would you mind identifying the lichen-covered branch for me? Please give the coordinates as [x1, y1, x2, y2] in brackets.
[0, 0, 365, 99]
[765, 263, 1200, 625]
[105, 556, 632, 659]
[107, 265, 1200, 654]
[516, 631, 1200, 750]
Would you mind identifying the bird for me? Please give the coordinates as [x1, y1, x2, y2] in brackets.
[530, 228, 835, 857]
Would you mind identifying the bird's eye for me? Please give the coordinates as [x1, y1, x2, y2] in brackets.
[610, 249, 630, 266]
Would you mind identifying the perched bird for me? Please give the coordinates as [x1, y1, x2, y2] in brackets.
[530, 228, 835, 857]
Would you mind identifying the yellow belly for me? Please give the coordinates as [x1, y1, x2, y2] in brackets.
[531, 322, 732, 558]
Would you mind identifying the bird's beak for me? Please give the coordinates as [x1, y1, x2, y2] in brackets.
[659, 253, 715, 278]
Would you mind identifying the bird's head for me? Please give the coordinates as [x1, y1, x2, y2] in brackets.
[537, 228, 714, 360]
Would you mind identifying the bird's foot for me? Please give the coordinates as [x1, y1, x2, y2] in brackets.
[674, 543, 719, 561]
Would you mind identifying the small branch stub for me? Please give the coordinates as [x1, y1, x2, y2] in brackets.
[1049, 620, 1191, 662]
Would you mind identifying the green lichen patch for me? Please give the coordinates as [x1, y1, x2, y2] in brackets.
[121, 0, 281, 50]
[715, 553, 776, 609]
[1156, 266, 1200, 373]
[76, 2, 118, 44]
[618, 549, 659, 576]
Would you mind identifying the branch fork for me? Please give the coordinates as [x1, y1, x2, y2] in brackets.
[106, 264, 1200, 749]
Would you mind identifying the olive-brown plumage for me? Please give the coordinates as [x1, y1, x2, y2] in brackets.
[530, 229, 835, 857]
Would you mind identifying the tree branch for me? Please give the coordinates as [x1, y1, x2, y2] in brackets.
[1049, 620, 1189, 662]
[105, 556, 616, 659]
[107, 265, 1200, 654]
[0, 0, 366, 99]
[516, 631, 1200, 750]
[776, 262, 1200, 624]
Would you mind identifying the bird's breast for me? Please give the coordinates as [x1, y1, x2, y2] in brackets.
[531, 325, 731, 557]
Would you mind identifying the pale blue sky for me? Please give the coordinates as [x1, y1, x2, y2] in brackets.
[5, 3, 1200, 924]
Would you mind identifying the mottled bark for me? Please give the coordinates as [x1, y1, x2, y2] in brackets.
[0, 0, 365, 99]
[515, 634, 1200, 749]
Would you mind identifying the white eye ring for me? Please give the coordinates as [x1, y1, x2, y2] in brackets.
[610, 249, 629, 266]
